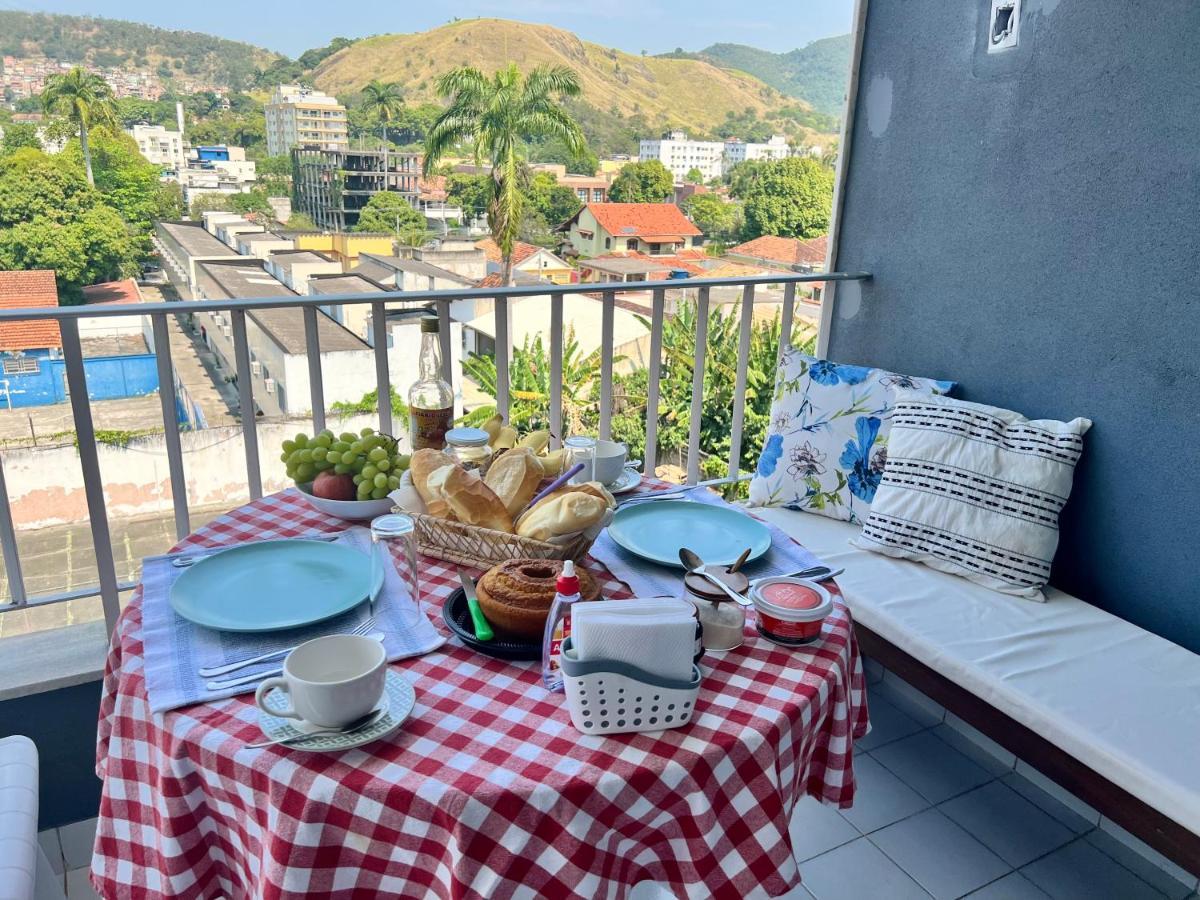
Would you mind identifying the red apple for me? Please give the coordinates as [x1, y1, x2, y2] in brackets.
[312, 470, 356, 501]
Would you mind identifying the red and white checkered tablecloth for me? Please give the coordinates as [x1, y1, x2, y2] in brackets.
[93, 484, 868, 899]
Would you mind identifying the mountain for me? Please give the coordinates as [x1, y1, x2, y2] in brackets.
[0, 11, 282, 91]
[312, 19, 813, 135]
[671, 35, 853, 119]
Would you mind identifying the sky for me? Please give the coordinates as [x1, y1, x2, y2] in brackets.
[4, 0, 855, 58]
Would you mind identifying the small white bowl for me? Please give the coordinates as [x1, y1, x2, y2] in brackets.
[295, 482, 396, 521]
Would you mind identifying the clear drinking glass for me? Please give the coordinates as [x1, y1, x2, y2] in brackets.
[370, 513, 423, 628]
[563, 436, 597, 485]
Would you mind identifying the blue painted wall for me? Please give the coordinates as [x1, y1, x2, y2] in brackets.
[0, 351, 159, 408]
[829, 0, 1200, 651]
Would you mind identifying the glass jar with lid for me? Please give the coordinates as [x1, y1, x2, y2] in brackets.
[444, 426, 493, 473]
[682, 566, 749, 651]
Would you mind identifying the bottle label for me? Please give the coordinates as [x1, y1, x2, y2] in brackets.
[410, 406, 454, 450]
[549, 617, 571, 673]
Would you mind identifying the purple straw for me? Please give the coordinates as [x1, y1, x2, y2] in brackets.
[524, 462, 586, 512]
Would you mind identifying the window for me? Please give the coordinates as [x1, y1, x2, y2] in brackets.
[605, 237, 612, 249]
[592, 189, 604, 202]
[2, 356, 39, 375]
[626, 239, 638, 251]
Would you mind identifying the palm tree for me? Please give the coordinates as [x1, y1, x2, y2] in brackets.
[360, 80, 404, 155]
[424, 63, 584, 285]
[41, 67, 117, 186]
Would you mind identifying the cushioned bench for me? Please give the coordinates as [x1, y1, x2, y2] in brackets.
[754, 507, 1200, 876]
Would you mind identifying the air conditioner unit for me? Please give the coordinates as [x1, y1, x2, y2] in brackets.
[251, 361, 262, 377]
[264, 378, 276, 394]
[222, 325, 232, 337]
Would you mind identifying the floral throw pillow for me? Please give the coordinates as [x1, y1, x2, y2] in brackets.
[748, 350, 955, 523]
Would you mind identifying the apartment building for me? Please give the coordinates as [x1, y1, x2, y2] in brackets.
[639, 130, 797, 180]
[264, 84, 349, 157]
[639, 131, 726, 182]
[129, 124, 186, 173]
[291, 148, 420, 231]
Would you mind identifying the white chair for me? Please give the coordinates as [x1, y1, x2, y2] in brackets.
[0, 736, 66, 900]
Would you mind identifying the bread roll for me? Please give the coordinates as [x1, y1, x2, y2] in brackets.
[485, 447, 544, 516]
[441, 465, 514, 533]
[413, 455, 460, 519]
[536, 480, 616, 511]
[516, 491, 607, 541]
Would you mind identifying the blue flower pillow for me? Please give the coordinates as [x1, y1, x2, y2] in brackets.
[748, 350, 955, 523]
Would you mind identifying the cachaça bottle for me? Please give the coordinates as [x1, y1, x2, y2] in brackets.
[408, 316, 454, 451]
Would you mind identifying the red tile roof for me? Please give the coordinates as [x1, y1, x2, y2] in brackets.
[418, 174, 448, 202]
[0, 270, 61, 351]
[81, 279, 142, 306]
[475, 238, 540, 266]
[476, 272, 506, 288]
[727, 234, 828, 267]
[586, 203, 701, 239]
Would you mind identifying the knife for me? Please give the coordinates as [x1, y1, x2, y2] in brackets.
[457, 569, 494, 642]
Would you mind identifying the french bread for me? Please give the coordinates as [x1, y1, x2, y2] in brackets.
[441, 465, 515, 533]
[516, 491, 607, 542]
[411, 450, 461, 519]
[484, 447, 544, 516]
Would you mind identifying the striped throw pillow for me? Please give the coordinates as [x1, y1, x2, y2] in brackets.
[852, 392, 1091, 600]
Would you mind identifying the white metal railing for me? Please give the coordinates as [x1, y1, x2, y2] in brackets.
[0, 272, 870, 633]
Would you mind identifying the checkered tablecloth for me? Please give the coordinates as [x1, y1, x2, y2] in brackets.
[93, 483, 868, 899]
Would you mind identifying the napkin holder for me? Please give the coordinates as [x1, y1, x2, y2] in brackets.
[559, 637, 701, 737]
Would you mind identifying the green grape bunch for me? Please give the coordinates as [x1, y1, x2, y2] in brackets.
[280, 427, 412, 501]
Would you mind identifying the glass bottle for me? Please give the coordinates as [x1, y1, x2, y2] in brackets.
[563, 436, 597, 485]
[408, 316, 454, 451]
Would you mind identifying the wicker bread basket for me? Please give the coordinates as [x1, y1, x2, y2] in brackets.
[411, 512, 596, 567]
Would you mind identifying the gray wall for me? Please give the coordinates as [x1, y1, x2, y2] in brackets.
[829, 0, 1200, 651]
[0, 682, 102, 829]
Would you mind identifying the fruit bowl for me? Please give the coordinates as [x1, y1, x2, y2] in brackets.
[295, 482, 396, 521]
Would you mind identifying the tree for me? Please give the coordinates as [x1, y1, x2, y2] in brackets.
[445, 173, 491, 220]
[738, 156, 834, 240]
[189, 192, 235, 218]
[360, 80, 405, 170]
[525, 171, 582, 227]
[255, 154, 292, 193]
[684, 167, 704, 184]
[682, 193, 742, 244]
[230, 189, 274, 219]
[529, 136, 599, 175]
[283, 211, 318, 231]
[354, 191, 425, 234]
[40, 67, 117, 185]
[425, 63, 584, 286]
[62, 128, 182, 233]
[608, 159, 674, 203]
[0, 123, 41, 156]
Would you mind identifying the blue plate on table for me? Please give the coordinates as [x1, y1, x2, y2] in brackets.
[605, 500, 772, 568]
[170, 540, 382, 632]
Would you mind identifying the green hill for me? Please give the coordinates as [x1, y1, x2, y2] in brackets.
[664, 35, 852, 120]
[0, 11, 282, 91]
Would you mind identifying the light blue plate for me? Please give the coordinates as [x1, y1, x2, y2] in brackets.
[606, 500, 772, 568]
[170, 540, 382, 632]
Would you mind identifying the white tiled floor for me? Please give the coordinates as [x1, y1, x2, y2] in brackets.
[37, 666, 1200, 900]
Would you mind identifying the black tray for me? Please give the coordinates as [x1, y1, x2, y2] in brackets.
[442, 587, 542, 661]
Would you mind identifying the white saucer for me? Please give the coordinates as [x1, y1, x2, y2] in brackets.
[256, 669, 415, 752]
[606, 468, 643, 494]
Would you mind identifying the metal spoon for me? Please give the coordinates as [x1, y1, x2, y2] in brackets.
[679, 548, 753, 607]
[205, 632, 386, 691]
[244, 707, 388, 750]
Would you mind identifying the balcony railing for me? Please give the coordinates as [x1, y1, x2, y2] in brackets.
[0, 272, 869, 635]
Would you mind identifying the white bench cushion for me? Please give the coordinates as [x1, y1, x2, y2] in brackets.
[754, 507, 1200, 837]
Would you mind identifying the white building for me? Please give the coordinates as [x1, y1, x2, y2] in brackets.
[129, 124, 186, 173]
[639, 130, 797, 180]
[639, 131, 726, 182]
[723, 134, 793, 167]
[265, 84, 349, 157]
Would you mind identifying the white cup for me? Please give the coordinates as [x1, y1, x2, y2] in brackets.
[254, 634, 386, 729]
[592, 439, 628, 486]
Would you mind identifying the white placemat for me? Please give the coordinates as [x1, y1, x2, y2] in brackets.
[590, 490, 824, 598]
[140, 529, 445, 714]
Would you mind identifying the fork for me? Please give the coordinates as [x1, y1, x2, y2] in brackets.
[205, 631, 385, 691]
[616, 486, 699, 506]
[197, 618, 376, 678]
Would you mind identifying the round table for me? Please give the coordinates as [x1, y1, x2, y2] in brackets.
[93, 488, 868, 899]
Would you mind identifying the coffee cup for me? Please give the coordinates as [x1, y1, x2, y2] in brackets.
[592, 439, 628, 486]
[254, 634, 386, 729]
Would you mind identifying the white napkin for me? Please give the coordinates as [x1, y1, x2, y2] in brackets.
[571, 598, 696, 682]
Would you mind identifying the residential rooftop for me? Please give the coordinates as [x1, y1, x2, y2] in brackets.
[353, 254, 475, 285]
[157, 221, 239, 259]
[727, 234, 828, 268]
[579, 203, 702, 238]
[308, 274, 392, 295]
[0, 269, 60, 351]
[267, 250, 336, 270]
[80, 280, 142, 307]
